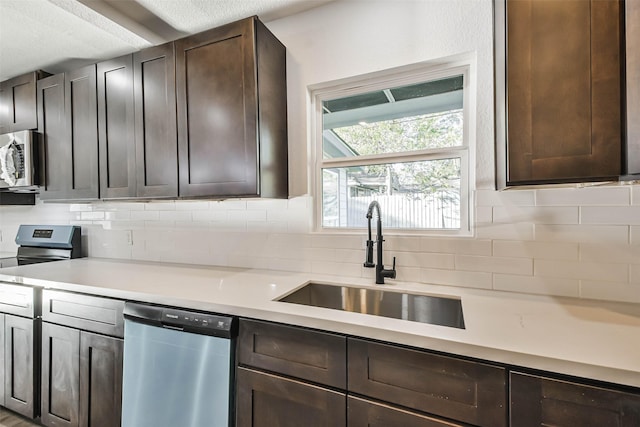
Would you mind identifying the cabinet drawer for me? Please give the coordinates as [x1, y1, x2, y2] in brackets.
[238, 319, 346, 389]
[510, 372, 640, 426]
[348, 396, 466, 427]
[42, 290, 124, 338]
[0, 283, 38, 318]
[236, 367, 346, 427]
[348, 338, 507, 427]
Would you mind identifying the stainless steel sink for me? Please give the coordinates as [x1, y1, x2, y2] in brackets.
[278, 282, 465, 329]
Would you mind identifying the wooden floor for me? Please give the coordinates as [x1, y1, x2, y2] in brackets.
[0, 408, 38, 427]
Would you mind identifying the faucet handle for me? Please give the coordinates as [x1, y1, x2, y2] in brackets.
[384, 256, 397, 280]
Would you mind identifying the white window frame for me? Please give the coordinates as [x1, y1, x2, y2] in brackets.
[309, 56, 476, 236]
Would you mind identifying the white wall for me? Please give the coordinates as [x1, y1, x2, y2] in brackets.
[1, 0, 639, 303]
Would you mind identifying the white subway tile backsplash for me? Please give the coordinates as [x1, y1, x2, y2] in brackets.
[80, 211, 105, 221]
[131, 211, 160, 221]
[334, 248, 367, 264]
[311, 260, 362, 277]
[420, 237, 492, 255]
[246, 221, 288, 233]
[312, 234, 363, 249]
[535, 259, 628, 282]
[493, 206, 578, 225]
[247, 199, 289, 211]
[396, 252, 455, 269]
[581, 206, 640, 225]
[192, 211, 227, 221]
[420, 268, 492, 289]
[69, 204, 93, 212]
[476, 189, 535, 207]
[476, 223, 534, 240]
[230, 209, 266, 221]
[395, 266, 422, 283]
[210, 200, 247, 210]
[475, 206, 493, 223]
[579, 243, 640, 264]
[493, 274, 579, 297]
[493, 240, 579, 260]
[105, 211, 131, 221]
[158, 211, 192, 221]
[456, 255, 532, 275]
[536, 186, 630, 206]
[385, 236, 421, 252]
[144, 201, 176, 211]
[175, 201, 210, 211]
[535, 224, 629, 244]
[1, 186, 639, 304]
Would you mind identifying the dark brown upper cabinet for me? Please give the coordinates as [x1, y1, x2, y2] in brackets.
[626, 0, 640, 177]
[97, 55, 136, 199]
[37, 66, 99, 201]
[175, 16, 288, 199]
[133, 43, 178, 198]
[0, 71, 48, 133]
[495, 0, 625, 187]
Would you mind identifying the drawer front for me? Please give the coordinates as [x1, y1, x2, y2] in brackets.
[42, 290, 124, 338]
[0, 283, 37, 318]
[238, 319, 346, 389]
[348, 338, 507, 427]
[236, 367, 346, 427]
[510, 372, 640, 427]
[348, 396, 467, 427]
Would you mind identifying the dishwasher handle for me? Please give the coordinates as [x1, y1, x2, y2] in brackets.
[124, 302, 237, 338]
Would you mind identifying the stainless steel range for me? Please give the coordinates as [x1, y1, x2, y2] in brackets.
[0, 225, 82, 268]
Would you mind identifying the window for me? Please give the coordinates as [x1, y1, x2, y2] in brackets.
[312, 61, 473, 234]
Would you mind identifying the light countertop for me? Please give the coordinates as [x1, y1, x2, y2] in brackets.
[1, 257, 639, 388]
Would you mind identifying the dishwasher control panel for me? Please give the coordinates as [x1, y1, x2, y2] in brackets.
[124, 302, 237, 338]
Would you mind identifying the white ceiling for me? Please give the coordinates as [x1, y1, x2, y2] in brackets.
[0, 0, 334, 81]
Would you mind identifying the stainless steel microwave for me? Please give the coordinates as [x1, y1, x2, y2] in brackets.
[0, 130, 38, 191]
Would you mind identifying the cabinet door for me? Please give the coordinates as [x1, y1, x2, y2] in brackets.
[348, 338, 507, 427]
[238, 319, 346, 389]
[37, 73, 69, 200]
[65, 65, 99, 200]
[236, 367, 346, 427]
[97, 55, 136, 199]
[176, 18, 259, 197]
[79, 332, 122, 427]
[496, 0, 623, 185]
[510, 372, 640, 427]
[42, 290, 125, 338]
[133, 42, 178, 198]
[4, 315, 35, 418]
[41, 322, 80, 427]
[348, 396, 466, 427]
[0, 72, 39, 133]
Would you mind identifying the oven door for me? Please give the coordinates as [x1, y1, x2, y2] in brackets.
[0, 130, 37, 189]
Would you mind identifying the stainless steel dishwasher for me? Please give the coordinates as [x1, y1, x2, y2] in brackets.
[121, 302, 237, 427]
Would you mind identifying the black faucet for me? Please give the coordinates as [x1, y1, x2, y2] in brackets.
[363, 201, 396, 284]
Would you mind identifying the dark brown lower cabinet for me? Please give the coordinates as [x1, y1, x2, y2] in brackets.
[3, 314, 36, 419]
[41, 323, 122, 427]
[347, 396, 466, 427]
[510, 372, 640, 427]
[236, 367, 346, 427]
[348, 338, 507, 427]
